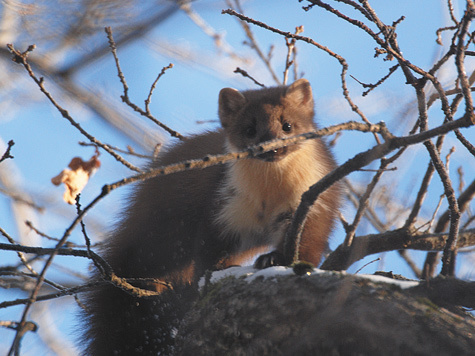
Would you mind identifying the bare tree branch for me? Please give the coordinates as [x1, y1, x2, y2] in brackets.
[105, 27, 184, 141]
[321, 228, 475, 271]
[6, 43, 143, 173]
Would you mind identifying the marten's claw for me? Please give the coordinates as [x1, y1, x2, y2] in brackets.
[254, 251, 286, 269]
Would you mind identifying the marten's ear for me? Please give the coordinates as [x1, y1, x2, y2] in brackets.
[219, 88, 246, 128]
[285, 78, 313, 107]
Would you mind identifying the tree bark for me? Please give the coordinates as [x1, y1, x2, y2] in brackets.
[175, 267, 475, 356]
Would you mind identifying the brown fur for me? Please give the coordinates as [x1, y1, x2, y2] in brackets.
[81, 79, 341, 355]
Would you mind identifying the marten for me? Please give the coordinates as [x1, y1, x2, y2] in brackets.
[81, 79, 341, 355]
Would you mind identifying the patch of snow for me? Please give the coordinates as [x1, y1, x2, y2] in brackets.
[200, 266, 419, 289]
[357, 274, 419, 289]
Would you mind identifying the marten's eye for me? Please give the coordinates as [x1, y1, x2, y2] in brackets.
[282, 122, 292, 132]
[245, 126, 257, 138]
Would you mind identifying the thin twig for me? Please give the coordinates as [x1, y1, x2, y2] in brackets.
[79, 141, 156, 159]
[344, 159, 391, 247]
[222, 8, 378, 143]
[283, 26, 304, 85]
[350, 64, 399, 96]
[454, 4, 475, 123]
[225, 0, 281, 85]
[234, 67, 265, 87]
[145, 63, 174, 114]
[0, 140, 14, 162]
[105, 27, 185, 140]
[0, 227, 39, 277]
[6, 43, 142, 173]
[447, 0, 460, 25]
[0, 188, 44, 212]
[354, 257, 381, 274]
[180, 1, 244, 61]
[25, 220, 99, 248]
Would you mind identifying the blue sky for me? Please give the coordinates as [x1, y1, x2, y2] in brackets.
[1, 1, 474, 354]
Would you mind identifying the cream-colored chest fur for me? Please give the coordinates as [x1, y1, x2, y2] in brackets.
[216, 141, 327, 246]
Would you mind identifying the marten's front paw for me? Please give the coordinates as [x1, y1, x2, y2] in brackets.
[254, 251, 285, 269]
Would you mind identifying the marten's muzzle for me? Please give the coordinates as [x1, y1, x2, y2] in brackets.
[256, 147, 288, 162]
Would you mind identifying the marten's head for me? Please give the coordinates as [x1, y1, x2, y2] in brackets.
[218, 79, 316, 162]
